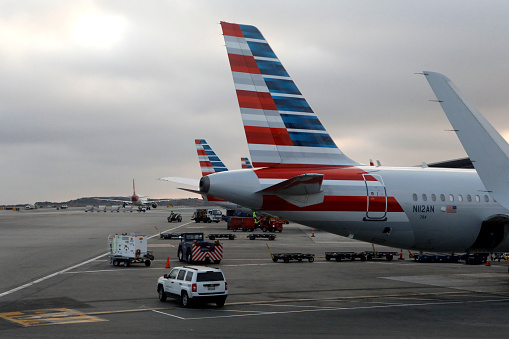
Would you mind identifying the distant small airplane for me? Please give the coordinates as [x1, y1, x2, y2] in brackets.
[98, 179, 167, 209]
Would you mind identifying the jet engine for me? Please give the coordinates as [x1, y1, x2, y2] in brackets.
[151, 202, 158, 209]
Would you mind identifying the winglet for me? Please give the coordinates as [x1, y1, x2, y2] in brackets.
[424, 71, 509, 209]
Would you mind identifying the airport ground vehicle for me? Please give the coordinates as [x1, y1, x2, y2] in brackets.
[108, 233, 154, 267]
[208, 234, 235, 240]
[228, 217, 255, 232]
[415, 253, 461, 263]
[271, 252, 314, 263]
[157, 266, 228, 307]
[325, 251, 368, 261]
[160, 232, 183, 239]
[192, 209, 222, 223]
[259, 217, 284, 233]
[97, 205, 107, 212]
[248, 233, 276, 240]
[177, 233, 223, 264]
[111, 205, 121, 212]
[167, 212, 182, 222]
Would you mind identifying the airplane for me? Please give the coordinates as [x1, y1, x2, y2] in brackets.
[194, 22, 509, 253]
[241, 157, 253, 169]
[98, 179, 167, 209]
[162, 139, 252, 213]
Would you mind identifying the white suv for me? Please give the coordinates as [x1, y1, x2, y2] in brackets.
[157, 266, 228, 307]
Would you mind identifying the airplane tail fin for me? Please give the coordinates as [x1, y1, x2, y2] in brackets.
[220, 22, 359, 168]
[424, 71, 509, 209]
[195, 139, 228, 176]
[241, 157, 253, 169]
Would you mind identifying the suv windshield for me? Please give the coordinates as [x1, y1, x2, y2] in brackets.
[196, 271, 224, 282]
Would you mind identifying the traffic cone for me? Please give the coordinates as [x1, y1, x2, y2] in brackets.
[165, 257, 170, 268]
[311, 229, 315, 237]
[486, 257, 491, 266]
[398, 249, 404, 260]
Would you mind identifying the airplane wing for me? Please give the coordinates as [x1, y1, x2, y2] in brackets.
[159, 177, 200, 187]
[424, 71, 509, 209]
[95, 198, 130, 204]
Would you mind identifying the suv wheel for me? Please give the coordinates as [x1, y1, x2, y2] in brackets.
[158, 285, 167, 302]
[181, 291, 191, 308]
[216, 297, 226, 308]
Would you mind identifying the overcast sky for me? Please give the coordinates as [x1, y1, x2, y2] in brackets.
[2, 0, 509, 204]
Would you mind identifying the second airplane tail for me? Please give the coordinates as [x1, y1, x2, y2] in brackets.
[221, 22, 359, 168]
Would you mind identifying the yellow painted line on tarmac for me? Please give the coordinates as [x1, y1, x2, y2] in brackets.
[0, 308, 106, 327]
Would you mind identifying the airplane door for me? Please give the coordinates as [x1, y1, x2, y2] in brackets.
[363, 174, 387, 221]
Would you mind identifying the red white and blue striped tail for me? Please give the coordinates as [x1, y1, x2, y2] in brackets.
[221, 22, 359, 168]
[241, 157, 253, 169]
[195, 139, 228, 176]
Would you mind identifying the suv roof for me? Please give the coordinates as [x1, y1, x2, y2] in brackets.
[178, 266, 221, 272]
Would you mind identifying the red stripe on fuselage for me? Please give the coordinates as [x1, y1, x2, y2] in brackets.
[221, 22, 244, 38]
[245, 126, 293, 146]
[236, 90, 278, 110]
[206, 195, 227, 202]
[261, 195, 404, 212]
[254, 166, 376, 181]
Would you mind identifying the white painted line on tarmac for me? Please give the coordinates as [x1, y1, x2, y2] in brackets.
[152, 310, 186, 320]
[0, 221, 196, 298]
[152, 297, 509, 321]
[0, 252, 108, 298]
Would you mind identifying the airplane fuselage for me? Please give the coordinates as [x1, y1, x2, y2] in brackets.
[201, 166, 509, 252]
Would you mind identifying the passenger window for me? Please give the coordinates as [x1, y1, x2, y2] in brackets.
[169, 269, 179, 279]
[422, 194, 427, 202]
[440, 194, 445, 202]
[431, 194, 436, 202]
[484, 195, 490, 203]
[177, 270, 186, 280]
[412, 194, 418, 201]
[458, 195, 463, 202]
[185, 271, 194, 282]
[475, 195, 480, 202]
[449, 194, 454, 202]
[467, 194, 472, 202]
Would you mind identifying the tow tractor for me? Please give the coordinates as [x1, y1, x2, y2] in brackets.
[108, 233, 154, 267]
[177, 232, 223, 264]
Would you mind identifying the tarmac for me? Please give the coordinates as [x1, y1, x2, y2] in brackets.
[1, 207, 509, 338]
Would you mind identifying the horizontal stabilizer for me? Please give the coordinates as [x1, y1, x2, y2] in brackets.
[258, 173, 324, 207]
[424, 71, 509, 209]
[159, 177, 200, 187]
[258, 174, 324, 195]
[178, 187, 201, 195]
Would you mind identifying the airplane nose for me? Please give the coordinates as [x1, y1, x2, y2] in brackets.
[199, 176, 210, 193]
